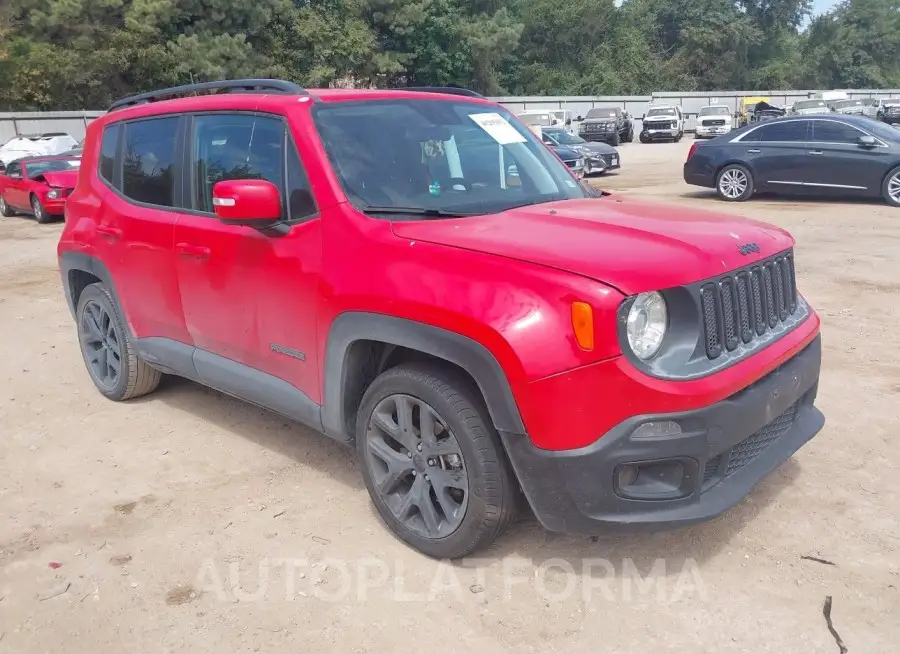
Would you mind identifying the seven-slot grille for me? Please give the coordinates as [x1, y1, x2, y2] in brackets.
[700, 251, 797, 360]
[704, 118, 726, 126]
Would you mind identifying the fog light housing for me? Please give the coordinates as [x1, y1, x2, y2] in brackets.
[632, 420, 682, 439]
[614, 458, 698, 500]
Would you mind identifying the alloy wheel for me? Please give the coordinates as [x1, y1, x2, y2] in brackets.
[31, 197, 42, 221]
[889, 172, 900, 204]
[719, 169, 748, 199]
[364, 393, 469, 539]
[79, 300, 122, 390]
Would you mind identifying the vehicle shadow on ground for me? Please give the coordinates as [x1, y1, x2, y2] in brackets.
[137, 375, 804, 572]
[681, 189, 888, 207]
[144, 375, 364, 492]
[469, 457, 804, 575]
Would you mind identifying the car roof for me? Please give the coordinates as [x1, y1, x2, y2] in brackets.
[101, 87, 497, 126]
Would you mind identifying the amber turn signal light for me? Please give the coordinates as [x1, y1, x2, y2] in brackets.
[571, 301, 594, 351]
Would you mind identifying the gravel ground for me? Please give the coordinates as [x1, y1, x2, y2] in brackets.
[0, 138, 898, 652]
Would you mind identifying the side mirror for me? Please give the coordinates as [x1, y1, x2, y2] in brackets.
[858, 135, 877, 147]
[212, 179, 282, 226]
[565, 118, 572, 126]
[576, 115, 583, 122]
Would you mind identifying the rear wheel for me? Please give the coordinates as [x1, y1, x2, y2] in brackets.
[0, 194, 14, 217]
[356, 363, 517, 559]
[626, 127, 634, 143]
[716, 164, 755, 202]
[76, 283, 162, 401]
[883, 166, 900, 207]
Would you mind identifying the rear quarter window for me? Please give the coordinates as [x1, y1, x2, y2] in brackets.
[99, 125, 120, 185]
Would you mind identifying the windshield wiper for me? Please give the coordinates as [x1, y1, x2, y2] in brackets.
[361, 205, 475, 218]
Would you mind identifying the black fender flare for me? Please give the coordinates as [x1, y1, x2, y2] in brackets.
[58, 252, 122, 320]
[322, 312, 526, 441]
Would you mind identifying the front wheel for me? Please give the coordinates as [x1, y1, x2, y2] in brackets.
[716, 164, 755, 202]
[609, 133, 620, 147]
[31, 194, 52, 224]
[883, 165, 900, 207]
[356, 363, 517, 559]
[639, 132, 650, 144]
[626, 128, 634, 143]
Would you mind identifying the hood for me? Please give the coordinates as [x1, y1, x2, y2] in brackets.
[579, 142, 617, 155]
[390, 197, 794, 295]
[581, 117, 617, 124]
[550, 146, 581, 162]
[32, 170, 78, 188]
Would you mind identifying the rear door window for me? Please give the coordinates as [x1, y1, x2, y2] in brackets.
[122, 117, 179, 207]
[744, 121, 809, 142]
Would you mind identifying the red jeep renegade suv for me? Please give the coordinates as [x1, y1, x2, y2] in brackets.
[58, 80, 825, 558]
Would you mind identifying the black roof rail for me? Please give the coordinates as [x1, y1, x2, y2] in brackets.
[403, 86, 485, 99]
[109, 79, 308, 112]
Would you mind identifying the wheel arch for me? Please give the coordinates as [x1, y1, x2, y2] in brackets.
[59, 252, 123, 322]
[322, 312, 526, 443]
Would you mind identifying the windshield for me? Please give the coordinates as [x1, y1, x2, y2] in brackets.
[699, 106, 730, 116]
[794, 100, 827, 110]
[543, 130, 584, 145]
[585, 108, 620, 119]
[832, 99, 863, 108]
[863, 121, 900, 142]
[646, 107, 676, 117]
[26, 159, 80, 175]
[312, 100, 589, 217]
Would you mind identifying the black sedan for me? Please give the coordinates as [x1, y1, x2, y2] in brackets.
[539, 127, 620, 175]
[684, 115, 900, 206]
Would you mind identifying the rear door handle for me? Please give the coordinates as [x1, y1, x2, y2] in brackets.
[747, 149, 761, 153]
[175, 242, 211, 260]
[809, 150, 824, 155]
[96, 225, 122, 241]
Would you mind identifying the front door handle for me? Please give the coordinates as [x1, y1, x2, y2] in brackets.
[747, 149, 761, 153]
[96, 225, 122, 241]
[809, 150, 824, 155]
[175, 242, 211, 260]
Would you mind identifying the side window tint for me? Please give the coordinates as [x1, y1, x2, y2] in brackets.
[6, 162, 21, 178]
[753, 121, 808, 142]
[811, 120, 863, 144]
[122, 117, 178, 207]
[99, 124, 119, 185]
[192, 114, 285, 214]
[285, 137, 317, 221]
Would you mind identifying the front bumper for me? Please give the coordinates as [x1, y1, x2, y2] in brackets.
[696, 125, 731, 137]
[641, 126, 679, 140]
[502, 335, 824, 534]
[586, 153, 620, 173]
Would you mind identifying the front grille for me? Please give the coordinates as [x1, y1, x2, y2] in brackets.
[700, 251, 797, 360]
[704, 119, 726, 126]
[703, 400, 799, 491]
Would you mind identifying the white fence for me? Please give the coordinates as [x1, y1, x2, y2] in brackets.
[0, 111, 104, 144]
[492, 89, 900, 132]
[2, 89, 899, 140]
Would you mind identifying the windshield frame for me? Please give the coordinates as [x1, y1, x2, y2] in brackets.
[585, 107, 621, 120]
[542, 129, 585, 146]
[311, 98, 591, 219]
[25, 158, 81, 176]
[646, 107, 677, 117]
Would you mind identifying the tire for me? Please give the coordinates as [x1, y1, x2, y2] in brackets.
[716, 163, 755, 202]
[626, 128, 634, 143]
[883, 165, 900, 207]
[76, 283, 162, 401]
[0, 193, 14, 217]
[639, 132, 649, 144]
[31, 194, 52, 224]
[609, 132, 620, 147]
[356, 363, 517, 559]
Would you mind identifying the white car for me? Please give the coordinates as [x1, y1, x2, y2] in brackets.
[0, 133, 80, 168]
[516, 110, 564, 131]
[694, 105, 733, 139]
[790, 99, 831, 116]
[639, 105, 684, 142]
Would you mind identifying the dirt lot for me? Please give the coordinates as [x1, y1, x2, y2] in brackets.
[1, 138, 898, 653]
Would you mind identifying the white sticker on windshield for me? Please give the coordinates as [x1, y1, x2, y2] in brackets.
[469, 113, 527, 145]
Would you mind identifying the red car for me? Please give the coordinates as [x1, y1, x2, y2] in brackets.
[0, 155, 80, 223]
[58, 80, 825, 558]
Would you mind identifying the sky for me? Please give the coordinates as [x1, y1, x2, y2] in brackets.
[812, 0, 840, 15]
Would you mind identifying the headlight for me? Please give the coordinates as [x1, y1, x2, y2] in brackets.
[626, 292, 668, 359]
[46, 189, 61, 199]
